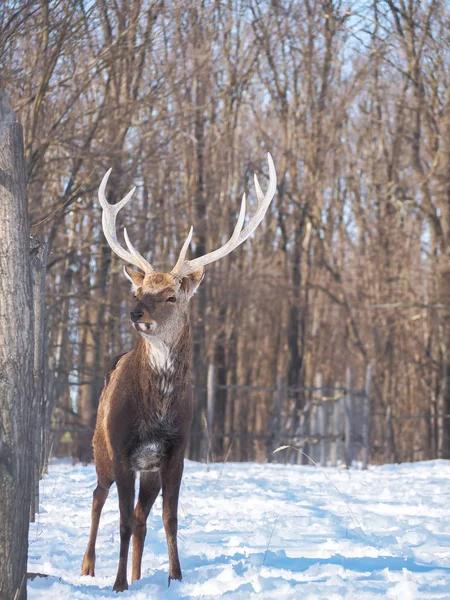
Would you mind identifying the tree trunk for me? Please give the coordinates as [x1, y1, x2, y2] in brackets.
[29, 237, 48, 521]
[437, 93, 450, 458]
[212, 306, 227, 459]
[190, 27, 208, 460]
[0, 91, 34, 600]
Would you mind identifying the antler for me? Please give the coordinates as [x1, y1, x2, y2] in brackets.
[171, 153, 277, 278]
[99, 169, 154, 273]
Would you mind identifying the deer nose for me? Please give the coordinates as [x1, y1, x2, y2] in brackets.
[130, 309, 144, 323]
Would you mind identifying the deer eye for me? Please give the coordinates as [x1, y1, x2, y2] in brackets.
[166, 296, 176, 303]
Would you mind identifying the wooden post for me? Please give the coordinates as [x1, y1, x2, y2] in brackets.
[362, 364, 372, 470]
[309, 373, 321, 464]
[386, 405, 393, 463]
[336, 383, 345, 465]
[317, 375, 329, 466]
[330, 382, 342, 466]
[206, 363, 215, 463]
[268, 375, 285, 462]
[344, 367, 353, 468]
[431, 372, 438, 459]
[0, 90, 35, 600]
[207, 364, 215, 434]
[319, 402, 330, 467]
[293, 366, 304, 465]
[299, 402, 311, 465]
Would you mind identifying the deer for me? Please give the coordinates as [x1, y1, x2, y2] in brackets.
[80, 154, 277, 592]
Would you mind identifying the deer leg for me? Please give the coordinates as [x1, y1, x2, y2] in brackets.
[81, 478, 112, 576]
[112, 468, 136, 592]
[160, 453, 184, 586]
[131, 471, 161, 583]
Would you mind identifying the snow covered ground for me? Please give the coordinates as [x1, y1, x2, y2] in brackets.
[28, 458, 450, 599]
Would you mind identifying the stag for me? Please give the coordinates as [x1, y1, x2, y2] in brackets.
[81, 155, 277, 592]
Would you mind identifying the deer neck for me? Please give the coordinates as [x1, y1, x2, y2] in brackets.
[137, 319, 191, 376]
[144, 335, 173, 373]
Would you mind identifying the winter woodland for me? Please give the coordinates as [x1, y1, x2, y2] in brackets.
[2, 1, 450, 598]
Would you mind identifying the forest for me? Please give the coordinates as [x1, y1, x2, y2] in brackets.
[2, 0, 450, 467]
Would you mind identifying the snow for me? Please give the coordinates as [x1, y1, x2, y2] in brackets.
[28, 459, 450, 599]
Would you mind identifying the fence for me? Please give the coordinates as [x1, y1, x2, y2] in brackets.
[52, 363, 450, 467]
[378, 408, 450, 463]
[199, 364, 373, 468]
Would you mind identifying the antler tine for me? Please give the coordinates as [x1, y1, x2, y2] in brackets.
[123, 228, 154, 273]
[253, 171, 265, 208]
[171, 153, 276, 278]
[171, 192, 247, 279]
[99, 169, 153, 273]
[171, 226, 194, 276]
[238, 152, 276, 238]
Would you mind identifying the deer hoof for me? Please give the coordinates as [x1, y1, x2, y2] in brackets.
[168, 572, 182, 587]
[80, 555, 95, 577]
[113, 579, 129, 593]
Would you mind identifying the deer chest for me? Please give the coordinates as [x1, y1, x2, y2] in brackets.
[131, 441, 163, 472]
[129, 378, 178, 472]
[130, 412, 177, 472]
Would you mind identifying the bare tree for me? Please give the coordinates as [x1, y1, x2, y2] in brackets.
[3, 0, 450, 467]
[0, 90, 35, 600]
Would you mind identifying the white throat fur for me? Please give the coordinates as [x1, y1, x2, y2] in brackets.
[144, 335, 173, 373]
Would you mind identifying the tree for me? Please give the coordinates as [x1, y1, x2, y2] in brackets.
[4, 0, 450, 465]
[0, 90, 35, 600]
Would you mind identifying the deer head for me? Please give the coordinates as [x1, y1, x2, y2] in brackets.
[98, 154, 277, 342]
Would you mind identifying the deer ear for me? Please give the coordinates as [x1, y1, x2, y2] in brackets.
[123, 266, 144, 292]
[181, 267, 205, 298]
